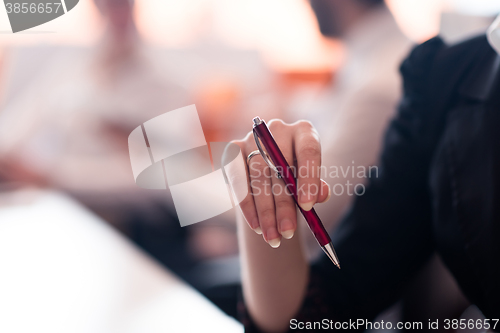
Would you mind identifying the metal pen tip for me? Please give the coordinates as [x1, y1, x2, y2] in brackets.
[253, 117, 263, 125]
[322, 243, 340, 269]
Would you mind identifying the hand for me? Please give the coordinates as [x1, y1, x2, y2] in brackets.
[231, 119, 331, 248]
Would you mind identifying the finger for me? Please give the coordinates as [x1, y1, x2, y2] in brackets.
[317, 179, 331, 204]
[293, 121, 322, 211]
[271, 172, 297, 240]
[228, 138, 260, 234]
[248, 153, 281, 248]
[266, 119, 297, 240]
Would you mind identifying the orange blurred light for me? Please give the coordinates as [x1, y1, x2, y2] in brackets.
[135, 0, 341, 72]
[210, 0, 340, 72]
[135, 0, 208, 47]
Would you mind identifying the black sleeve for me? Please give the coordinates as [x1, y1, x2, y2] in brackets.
[310, 37, 448, 322]
[240, 37, 449, 332]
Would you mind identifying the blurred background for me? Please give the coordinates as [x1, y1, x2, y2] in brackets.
[0, 0, 499, 331]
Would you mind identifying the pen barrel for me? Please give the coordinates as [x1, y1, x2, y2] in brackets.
[253, 124, 332, 247]
[298, 206, 331, 246]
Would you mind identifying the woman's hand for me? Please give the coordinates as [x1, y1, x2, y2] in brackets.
[231, 119, 331, 248]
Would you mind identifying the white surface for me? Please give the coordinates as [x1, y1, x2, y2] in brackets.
[0, 191, 243, 333]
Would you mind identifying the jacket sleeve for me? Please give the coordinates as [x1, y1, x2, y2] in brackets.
[307, 36, 448, 323]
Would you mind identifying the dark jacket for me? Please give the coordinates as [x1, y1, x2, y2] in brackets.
[243, 34, 500, 331]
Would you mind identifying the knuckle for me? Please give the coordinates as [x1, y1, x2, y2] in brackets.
[297, 120, 314, 129]
[242, 131, 255, 146]
[274, 196, 293, 208]
[249, 160, 269, 175]
[259, 207, 276, 220]
[295, 120, 320, 138]
[299, 144, 321, 157]
[267, 119, 286, 131]
[230, 139, 243, 148]
[239, 195, 254, 209]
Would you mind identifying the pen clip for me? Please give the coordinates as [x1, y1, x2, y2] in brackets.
[253, 119, 281, 178]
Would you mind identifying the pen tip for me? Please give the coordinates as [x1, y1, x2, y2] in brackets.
[321, 243, 341, 269]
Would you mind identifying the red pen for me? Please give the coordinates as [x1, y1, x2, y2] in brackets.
[252, 117, 340, 269]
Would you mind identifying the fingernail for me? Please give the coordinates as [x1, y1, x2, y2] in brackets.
[280, 219, 294, 239]
[281, 230, 294, 240]
[300, 201, 314, 211]
[268, 238, 281, 248]
[253, 226, 262, 235]
[324, 185, 332, 203]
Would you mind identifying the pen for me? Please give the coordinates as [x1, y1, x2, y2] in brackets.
[252, 117, 340, 269]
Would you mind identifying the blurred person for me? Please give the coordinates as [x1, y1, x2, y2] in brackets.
[0, 0, 189, 193]
[94, 0, 137, 57]
[90, 0, 190, 132]
[294, 0, 412, 253]
[0, 0, 192, 279]
[233, 14, 500, 333]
